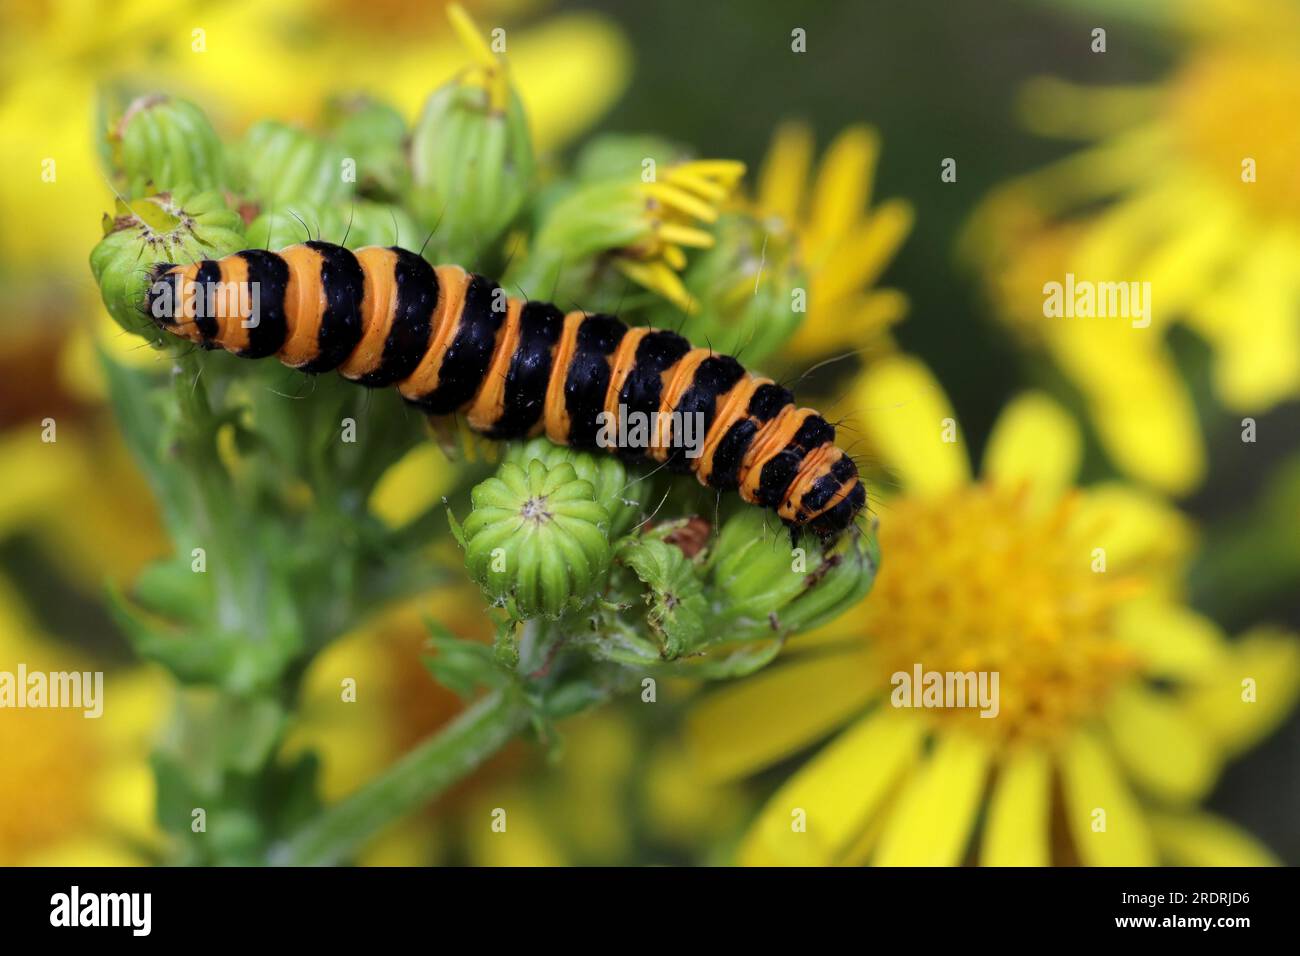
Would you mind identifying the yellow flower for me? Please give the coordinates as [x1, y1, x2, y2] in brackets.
[963, 2, 1300, 494]
[461, 711, 751, 866]
[687, 356, 1300, 866]
[530, 158, 747, 315]
[621, 160, 749, 313]
[4, 431, 168, 586]
[750, 122, 913, 363]
[462, 713, 636, 866]
[0, 576, 166, 866]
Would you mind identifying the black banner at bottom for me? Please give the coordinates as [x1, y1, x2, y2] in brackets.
[0, 866, 1289, 942]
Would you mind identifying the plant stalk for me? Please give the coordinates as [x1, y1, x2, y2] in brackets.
[272, 688, 529, 866]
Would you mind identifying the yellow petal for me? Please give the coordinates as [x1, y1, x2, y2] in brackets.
[1071, 482, 1195, 579]
[447, 3, 499, 72]
[736, 709, 924, 866]
[852, 356, 969, 497]
[1194, 232, 1300, 410]
[757, 121, 813, 227]
[814, 198, 913, 302]
[368, 442, 460, 530]
[23, 836, 145, 867]
[686, 649, 876, 782]
[656, 222, 715, 248]
[0, 429, 83, 537]
[677, 159, 747, 182]
[614, 258, 697, 313]
[1103, 684, 1219, 803]
[1148, 811, 1279, 867]
[807, 125, 879, 256]
[1184, 627, 1300, 756]
[982, 391, 1081, 506]
[1049, 327, 1205, 494]
[1060, 729, 1157, 866]
[982, 746, 1051, 866]
[464, 789, 567, 867]
[872, 730, 991, 866]
[789, 288, 908, 358]
[642, 181, 718, 222]
[358, 818, 443, 866]
[1072, 177, 1176, 281]
[1138, 187, 1241, 325]
[642, 744, 743, 845]
[1114, 599, 1227, 681]
[784, 619, 866, 656]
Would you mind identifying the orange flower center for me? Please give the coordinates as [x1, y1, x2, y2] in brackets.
[860, 483, 1139, 746]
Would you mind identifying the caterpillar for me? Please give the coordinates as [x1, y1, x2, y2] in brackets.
[144, 241, 867, 539]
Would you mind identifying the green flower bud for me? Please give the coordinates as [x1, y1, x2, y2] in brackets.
[777, 526, 880, 634]
[461, 459, 611, 620]
[408, 72, 534, 265]
[90, 190, 246, 337]
[244, 199, 419, 251]
[234, 120, 352, 208]
[706, 509, 880, 638]
[504, 437, 640, 539]
[324, 95, 411, 200]
[109, 94, 227, 198]
[656, 212, 808, 364]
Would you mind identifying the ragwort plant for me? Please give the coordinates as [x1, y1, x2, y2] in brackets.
[88, 7, 878, 865]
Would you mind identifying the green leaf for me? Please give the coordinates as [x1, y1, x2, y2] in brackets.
[106, 583, 228, 684]
[617, 536, 708, 659]
[421, 620, 510, 698]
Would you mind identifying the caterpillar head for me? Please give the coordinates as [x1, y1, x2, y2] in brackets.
[142, 262, 210, 348]
[807, 477, 867, 541]
[142, 262, 181, 331]
[778, 444, 868, 544]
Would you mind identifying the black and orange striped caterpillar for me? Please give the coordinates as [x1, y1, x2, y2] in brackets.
[145, 241, 866, 538]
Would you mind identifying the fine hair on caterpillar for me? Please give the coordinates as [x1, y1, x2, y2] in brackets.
[143, 240, 867, 540]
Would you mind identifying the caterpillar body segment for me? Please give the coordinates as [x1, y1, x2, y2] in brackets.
[146, 241, 867, 538]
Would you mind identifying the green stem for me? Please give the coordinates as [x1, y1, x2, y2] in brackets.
[272, 689, 530, 866]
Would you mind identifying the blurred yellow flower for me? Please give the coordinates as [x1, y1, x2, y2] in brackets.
[0, 576, 165, 865]
[751, 122, 912, 364]
[624, 160, 748, 313]
[687, 355, 1300, 866]
[283, 585, 523, 865]
[0, 425, 167, 587]
[965, 203, 1208, 496]
[963, 1, 1300, 494]
[0, 329, 167, 587]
